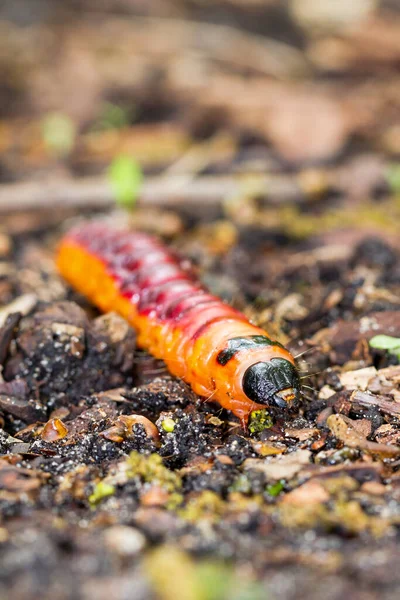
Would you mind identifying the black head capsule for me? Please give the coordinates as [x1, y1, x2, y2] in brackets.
[242, 358, 300, 410]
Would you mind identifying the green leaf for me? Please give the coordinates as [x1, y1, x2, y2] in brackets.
[94, 102, 132, 131]
[41, 112, 76, 157]
[369, 335, 400, 361]
[108, 154, 143, 210]
[231, 582, 266, 600]
[266, 480, 284, 497]
[195, 563, 266, 600]
[195, 563, 232, 600]
[369, 335, 400, 350]
[386, 164, 400, 195]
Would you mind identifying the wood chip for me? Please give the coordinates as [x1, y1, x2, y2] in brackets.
[351, 390, 400, 417]
[0, 294, 37, 328]
[327, 414, 400, 457]
[339, 366, 377, 391]
[243, 450, 311, 481]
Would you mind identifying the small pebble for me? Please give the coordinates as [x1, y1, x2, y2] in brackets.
[103, 525, 146, 556]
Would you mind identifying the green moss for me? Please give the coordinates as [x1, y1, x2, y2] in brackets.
[88, 480, 115, 505]
[229, 474, 252, 495]
[145, 546, 267, 600]
[276, 199, 400, 239]
[179, 491, 226, 523]
[195, 562, 267, 600]
[126, 452, 181, 493]
[166, 492, 184, 511]
[248, 409, 273, 434]
[145, 546, 198, 600]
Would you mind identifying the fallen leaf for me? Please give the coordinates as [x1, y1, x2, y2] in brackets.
[41, 418, 69, 442]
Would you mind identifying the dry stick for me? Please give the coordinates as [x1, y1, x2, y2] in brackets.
[0, 174, 303, 213]
[351, 390, 400, 417]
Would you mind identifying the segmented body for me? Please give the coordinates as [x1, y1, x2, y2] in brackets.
[57, 222, 300, 426]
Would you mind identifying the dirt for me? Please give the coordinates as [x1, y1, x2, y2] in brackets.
[0, 211, 397, 599]
[1, 2, 400, 600]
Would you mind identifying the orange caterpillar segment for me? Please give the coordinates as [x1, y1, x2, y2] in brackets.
[57, 223, 300, 426]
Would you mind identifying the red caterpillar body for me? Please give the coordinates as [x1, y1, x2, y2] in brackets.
[57, 222, 300, 426]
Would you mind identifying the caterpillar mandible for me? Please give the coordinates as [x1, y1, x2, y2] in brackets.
[57, 222, 300, 427]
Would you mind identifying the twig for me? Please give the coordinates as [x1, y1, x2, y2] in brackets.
[0, 174, 302, 213]
[351, 390, 400, 417]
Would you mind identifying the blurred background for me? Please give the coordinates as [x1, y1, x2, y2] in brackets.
[2, 7, 400, 600]
[0, 0, 400, 232]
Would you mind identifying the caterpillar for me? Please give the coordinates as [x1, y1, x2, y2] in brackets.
[57, 222, 300, 427]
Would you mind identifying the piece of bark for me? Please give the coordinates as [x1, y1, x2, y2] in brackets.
[327, 414, 400, 457]
[351, 390, 400, 417]
[312, 312, 400, 364]
[0, 395, 46, 423]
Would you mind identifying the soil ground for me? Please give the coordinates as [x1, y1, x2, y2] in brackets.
[1, 2, 400, 599]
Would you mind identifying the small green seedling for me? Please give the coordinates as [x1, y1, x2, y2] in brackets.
[89, 480, 115, 506]
[94, 102, 132, 131]
[41, 112, 76, 157]
[195, 562, 266, 600]
[266, 480, 284, 497]
[108, 154, 143, 210]
[369, 335, 400, 361]
[386, 164, 400, 196]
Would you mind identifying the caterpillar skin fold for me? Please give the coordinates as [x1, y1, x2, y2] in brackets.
[57, 223, 300, 427]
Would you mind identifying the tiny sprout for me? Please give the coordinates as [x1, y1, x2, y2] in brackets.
[161, 418, 175, 433]
[96, 102, 131, 131]
[89, 481, 115, 506]
[108, 154, 143, 210]
[41, 112, 76, 157]
[266, 480, 284, 497]
[369, 334, 400, 361]
[386, 164, 400, 196]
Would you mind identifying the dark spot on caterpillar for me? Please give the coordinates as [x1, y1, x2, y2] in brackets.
[242, 358, 300, 408]
[216, 335, 285, 366]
